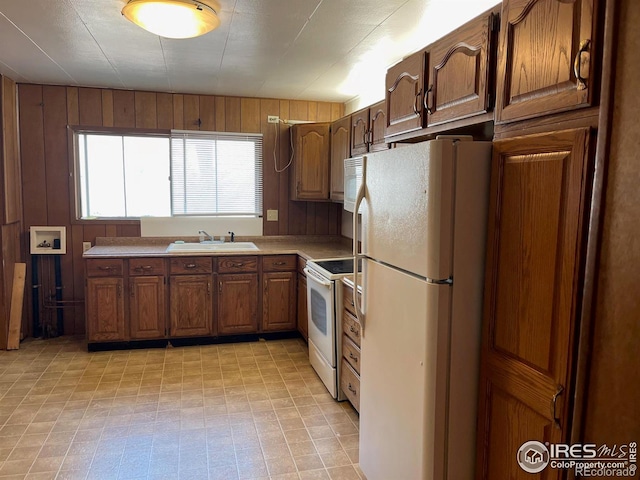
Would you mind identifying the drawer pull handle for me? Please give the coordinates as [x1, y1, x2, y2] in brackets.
[348, 383, 357, 395]
[233, 263, 244, 267]
[350, 300, 355, 307]
[349, 325, 359, 336]
[184, 263, 197, 269]
[98, 266, 114, 271]
[135, 265, 153, 271]
[348, 352, 358, 363]
[273, 261, 286, 266]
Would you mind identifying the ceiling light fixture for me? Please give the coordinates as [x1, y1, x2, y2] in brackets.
[122, 0, 220, 39]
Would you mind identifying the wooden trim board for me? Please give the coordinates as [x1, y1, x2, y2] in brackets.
[7, 263, 26, 349]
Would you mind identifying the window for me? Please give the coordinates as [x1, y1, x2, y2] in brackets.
[171, 131, 263, 216]
[75, 130, 263, 219]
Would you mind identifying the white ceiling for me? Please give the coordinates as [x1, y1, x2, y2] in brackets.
[0, 0, 500, 104]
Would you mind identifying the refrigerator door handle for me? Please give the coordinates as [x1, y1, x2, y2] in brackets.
[353, 157, 367, 334]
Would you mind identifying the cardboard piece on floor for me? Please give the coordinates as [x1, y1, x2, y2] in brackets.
[7, 263, 26, 350]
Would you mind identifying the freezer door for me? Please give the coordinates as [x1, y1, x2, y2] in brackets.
[359, 259, 451, 480]
[361, 140, 455, 280]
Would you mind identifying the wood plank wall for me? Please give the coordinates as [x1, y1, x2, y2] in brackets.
[0, 76, 24, 349]
[17, 85, 345, 336]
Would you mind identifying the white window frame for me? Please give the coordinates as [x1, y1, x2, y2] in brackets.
[71, 128, 264, 221]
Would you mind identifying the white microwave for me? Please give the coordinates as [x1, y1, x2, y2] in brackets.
[343, 157, 363, 213]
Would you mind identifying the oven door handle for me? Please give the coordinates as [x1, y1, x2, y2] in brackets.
[304, 267, 333, 287]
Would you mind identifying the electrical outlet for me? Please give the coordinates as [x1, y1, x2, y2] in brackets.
[267, 209, 279, 221]
[82, 241, 92, 252]
[267, 115, 280, 124]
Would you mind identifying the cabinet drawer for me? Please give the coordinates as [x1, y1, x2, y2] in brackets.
[86, 259, 124, 277]
[169, 257, 213, 275]
[340, 359, 360, 412]
[129, 258, 166, 276]
[218, 256, 258, 273]
[342, 334, 361, 375]
[263, 255, 296, 272]
[342, 310, 361, 347]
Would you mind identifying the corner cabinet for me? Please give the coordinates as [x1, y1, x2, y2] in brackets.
[426, 8, 498, 127]
[290, 123, 331, 201]
[86, 260, 126, 342]
[385, 50, 427, 137]
[169, 257, 213, 337]
[496, 0, 598, 123]
[262, 255, 297, 332]
[330, 116, 351, 202]
[475, 129, 592, 479]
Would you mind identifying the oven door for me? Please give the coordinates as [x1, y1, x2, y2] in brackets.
[304, 266, 336, 366]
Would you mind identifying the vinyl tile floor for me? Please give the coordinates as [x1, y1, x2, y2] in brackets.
[0, 337, 363, 480]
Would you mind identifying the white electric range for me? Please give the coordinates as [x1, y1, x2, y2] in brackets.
[304, 257, 358, 400]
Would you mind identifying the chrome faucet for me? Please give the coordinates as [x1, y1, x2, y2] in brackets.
[198, 230, 214, 243]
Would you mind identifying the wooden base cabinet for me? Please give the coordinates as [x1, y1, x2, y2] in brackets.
[86, 277, 125, 342]
[169, 275, 213, 337]
[218, 274, 259, 335]
[129, 276, 166, 340]
[262, 271, 296, 332]
[475, 129, 592, 479]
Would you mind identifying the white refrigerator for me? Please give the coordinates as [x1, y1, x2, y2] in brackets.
[352, 138, 491, 480]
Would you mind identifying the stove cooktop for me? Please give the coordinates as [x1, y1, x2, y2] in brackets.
[313, 258, 356, 275]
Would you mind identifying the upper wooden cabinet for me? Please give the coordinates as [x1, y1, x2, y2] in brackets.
[352, 101, 389, 155]
[330, 116, 351, 202]
[290, 123, 331, 201]
[385, 50, 427, 137]
[426, 9, 498, 127]
[368, 100, 388, 153]
[496, 0, 597, 123]
[351, 108, 369, 156]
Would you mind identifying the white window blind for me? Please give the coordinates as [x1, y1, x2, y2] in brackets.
[170, 130, 263, 216]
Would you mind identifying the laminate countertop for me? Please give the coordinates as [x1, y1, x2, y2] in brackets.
[83, 235, 353, 261]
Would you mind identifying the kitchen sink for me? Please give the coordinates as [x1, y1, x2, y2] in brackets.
[166, 242, 259, 253]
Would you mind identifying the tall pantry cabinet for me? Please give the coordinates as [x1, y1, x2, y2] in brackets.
[475, 0, 604, 479]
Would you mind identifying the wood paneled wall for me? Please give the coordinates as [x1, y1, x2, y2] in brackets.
[0, 76, 24, 349]
[17, 85, 344, 336]
[583, 0, 640, 445]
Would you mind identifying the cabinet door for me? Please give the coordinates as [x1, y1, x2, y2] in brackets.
[476, 129, 591, 479]
[218, 274, 258, 334]
[368, 100, 388, 153]
[330, 116, 351, 202]
[426, 10, 495, 127]
[130, 275, 166, 340]
[297, 273, 308, 340]
[291, 123, 330, 201]
[262, 271, 296, 332]
[86, 277, 125, 342]
[496, 0, 597, 123]
[169, 275, 212, 337]
[385, 50, 427, 137]
[351, 108, 369, 156]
